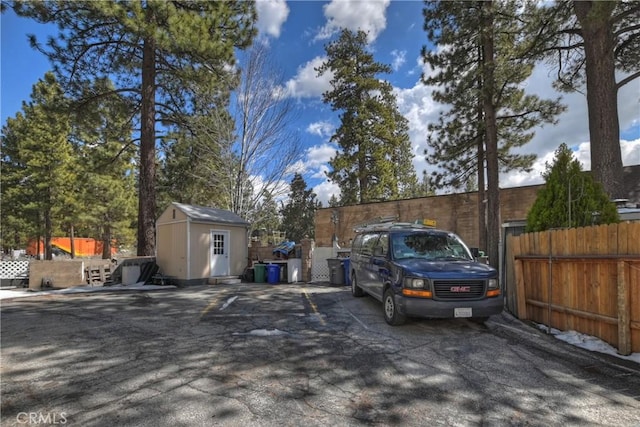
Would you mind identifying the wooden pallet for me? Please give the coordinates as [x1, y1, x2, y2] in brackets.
[86, 265, 113, 286]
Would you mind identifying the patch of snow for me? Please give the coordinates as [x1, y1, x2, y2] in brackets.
[220, 296, 238, 311]
[233, 329, 288, 337]
[536, 323, 640, 364]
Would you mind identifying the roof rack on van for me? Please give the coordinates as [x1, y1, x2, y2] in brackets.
[354, 215, 397, 228]
[353, 216, 398, 231]
[354, 218, 436, 232]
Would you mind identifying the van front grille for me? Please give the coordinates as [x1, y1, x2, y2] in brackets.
[433, 280, 485, 300]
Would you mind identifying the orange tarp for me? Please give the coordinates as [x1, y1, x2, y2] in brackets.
[27, 238, 116, 257]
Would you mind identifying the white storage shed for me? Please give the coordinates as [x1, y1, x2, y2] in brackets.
[156, 202, 250, 286]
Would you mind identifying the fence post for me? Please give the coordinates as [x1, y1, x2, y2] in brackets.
[514, 259, 527, 320]
[617, 260, 631, 356]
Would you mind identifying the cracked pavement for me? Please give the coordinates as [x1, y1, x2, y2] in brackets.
[1, 283, 639, 426]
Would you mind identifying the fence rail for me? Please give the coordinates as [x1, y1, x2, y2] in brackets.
[506, 222, 640, 355]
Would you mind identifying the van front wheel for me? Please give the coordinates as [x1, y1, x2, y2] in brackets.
[383, 289, 406, 326]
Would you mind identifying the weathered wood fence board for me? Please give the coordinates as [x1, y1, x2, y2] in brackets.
[506, 222, 640, 355]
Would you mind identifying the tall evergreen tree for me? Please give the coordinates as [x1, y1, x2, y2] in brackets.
[527, 1, 639, 199]
[327, 194, 341, 208]
[526, 143, 619, 232]
[11, 0, 257, 256]
[0, 72, 75, 260]
[71, 78, 137, 258]
[251, 192, 282, 245]
[422, 0, 565, 257]
[280, 174, 320, 243]
[1, 113, 37, 253]
[316, 29, 418, 205]
[157, 126, 233, 212]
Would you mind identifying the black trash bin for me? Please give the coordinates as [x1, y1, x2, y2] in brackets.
[327, 258, 344, 285]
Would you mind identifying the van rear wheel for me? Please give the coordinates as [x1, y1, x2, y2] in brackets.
[383, 288, 406, 326]
[351, 274, 364, 297]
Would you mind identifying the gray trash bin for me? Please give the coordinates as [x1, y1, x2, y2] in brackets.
[327, 258, 344, 285]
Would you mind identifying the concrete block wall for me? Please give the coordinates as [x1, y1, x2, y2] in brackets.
[315, 185, 543, 249]
[28, 259, 114, 290]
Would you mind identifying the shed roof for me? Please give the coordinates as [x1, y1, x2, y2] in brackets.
[172, 203, 250, 227]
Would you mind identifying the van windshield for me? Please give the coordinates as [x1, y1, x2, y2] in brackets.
[390, 231, 473, 261]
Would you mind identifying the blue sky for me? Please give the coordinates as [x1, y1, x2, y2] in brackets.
[2, 0, 639, 205]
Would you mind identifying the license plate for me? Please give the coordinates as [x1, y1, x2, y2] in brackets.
[454, 307, 472, 318]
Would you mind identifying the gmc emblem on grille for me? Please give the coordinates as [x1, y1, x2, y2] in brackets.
[450, 286, 471, 292]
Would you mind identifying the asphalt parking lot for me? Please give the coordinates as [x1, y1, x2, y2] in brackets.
[1, 283, 639, 426]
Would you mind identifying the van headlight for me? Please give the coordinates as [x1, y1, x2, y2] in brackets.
[404, 278, 426, 289]
[488, 278, 498, 289]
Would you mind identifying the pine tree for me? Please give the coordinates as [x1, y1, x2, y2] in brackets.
[12, 0, 257, 256]
[71, 78, 137, 257]
[526, 143, 619, 232]
[157, 126, 233, 211]
[422, 0, 565, 257]
[527, 1, 639, 199]
[1, 72, 76, 260]
[251, 192, 281, 245]
[1, 113, 37, 253]
[280, 174, 320, 243]
[316, 29, 418, 205]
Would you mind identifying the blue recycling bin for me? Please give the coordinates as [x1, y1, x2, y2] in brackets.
[343, 258, 351, 286]
[267, 264, 280, 284]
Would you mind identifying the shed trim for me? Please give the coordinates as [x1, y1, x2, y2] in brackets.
[187, 215, 191, 280]
[157, 219, 188, 226]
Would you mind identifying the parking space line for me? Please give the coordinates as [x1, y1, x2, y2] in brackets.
[302, 290, 326, 326]
[199, 296, 221, 318]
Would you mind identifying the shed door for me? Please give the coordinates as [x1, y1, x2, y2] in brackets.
[210, 230, 230, 277]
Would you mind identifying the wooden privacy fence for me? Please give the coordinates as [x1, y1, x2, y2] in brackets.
[506, 222, 640, 355]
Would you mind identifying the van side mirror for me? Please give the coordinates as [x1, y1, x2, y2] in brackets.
[469, 247, 480, 258]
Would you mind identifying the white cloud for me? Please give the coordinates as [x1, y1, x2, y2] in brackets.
[390, 49, 407, 71]
[622, 138, 640, 165]
[305, 143, 337, 169]
[314, 0, 391, 43]
[499, 139, 640, 189]
[282, 56, 333, 98]
[296, 47, 639, 203]
[299, 144, 340, 205]
[255, 0, 290, 38]
[500, 65, 640, 187]
[313, 179, 341, 206]
[393, 77, 443, 177]
[397, 55, 640, 191]
[306, 121, 334, 138]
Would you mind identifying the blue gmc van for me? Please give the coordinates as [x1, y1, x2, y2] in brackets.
[348, 221, 503, 325]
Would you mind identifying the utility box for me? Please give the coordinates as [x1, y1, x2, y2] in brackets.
[287, 259, 301, 283]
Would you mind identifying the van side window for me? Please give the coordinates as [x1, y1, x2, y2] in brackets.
[376, 233, 389, 256]
[352, 234, 364, 251]
[361, 233, 379, 256]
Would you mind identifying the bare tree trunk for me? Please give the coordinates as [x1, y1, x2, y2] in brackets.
[481, 0, 500, 269]
[69, 224, 75, 259]
[573, 1, 623, 199]
[102, 225, 112, 260]
[137, 31, 157, 256]
[476, 100, 487, 253]
[44, 210, 53, 261]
